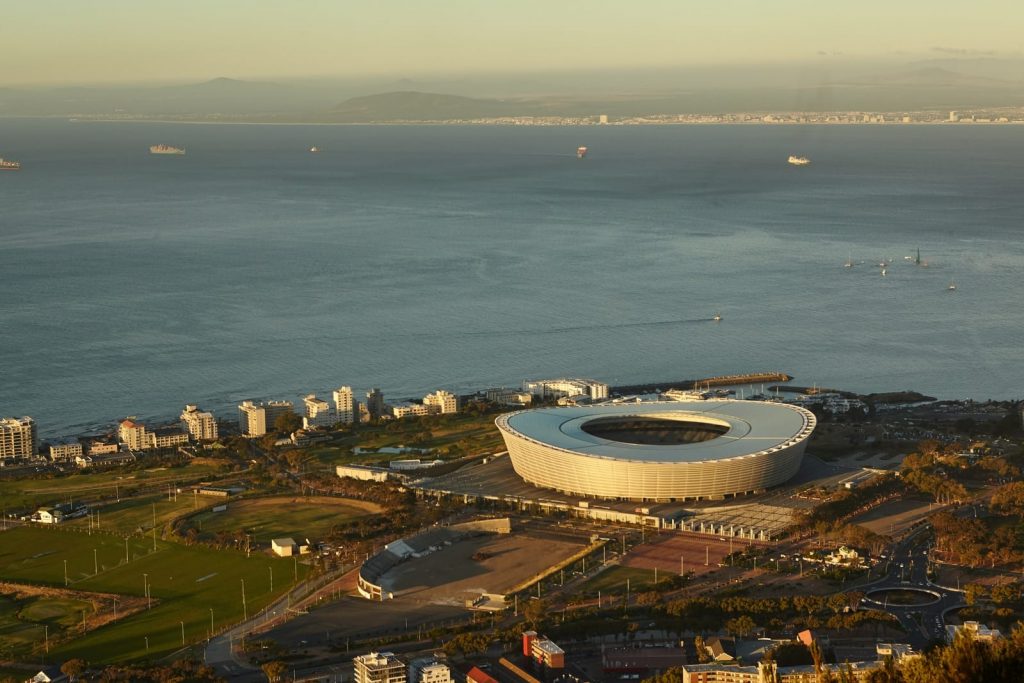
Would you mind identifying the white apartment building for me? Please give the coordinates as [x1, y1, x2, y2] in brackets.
[119, 419, 189, 450]
[303, 394, 336, 429]
[333, 386, 356, 425]
[118, 419, 151, 450]
[522, 378, 609, 401]
[49, 440, 84, 462]
[238, 400, 295, 437]
[423, 390, 459, 414]
[181, 404, 218, 441]
[408, 658, 452, 683]
[355, 652, 407, 683]
[391, 402, 432, 419]
[485, 388, 533, 406]
[1, 416, 37, 460]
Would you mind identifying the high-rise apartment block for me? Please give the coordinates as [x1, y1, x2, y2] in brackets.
[365, 388, 385, 421]
[355, 652, 406, 683]
[1, 416, 37, 460]
[423, 390, 459, 414]
[238, 400, 295, 437]
[333, 386, 356, 424]
[303, 394, 336, 429]
[181, 404, 218, 441]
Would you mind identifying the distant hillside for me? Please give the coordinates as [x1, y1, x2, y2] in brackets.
[327, 91, 544, 121]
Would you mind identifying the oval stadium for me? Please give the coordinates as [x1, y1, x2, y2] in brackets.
[495, 401, 816, 502]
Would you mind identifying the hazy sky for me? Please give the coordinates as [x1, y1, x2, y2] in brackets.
[5, 0, 1022, 85]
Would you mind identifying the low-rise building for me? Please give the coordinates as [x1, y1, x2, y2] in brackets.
[271, 538, 297, 557]
[118, 419, 151, 450]
[152, 427, 189, 449]
[49, 440, 83, 462]
[86, 440, 119, 456]
[528, 635, 565, 669]
[484, 388, 533, 406]
[390, 402, 432, 419]
[825, 546, 864, 567]
[303, 394, 337, 429]
[523, 378, 609, 402]
[465, 668, 498, 683]
[946, 620, 1002, 643]
[36, 507, 64, 524]
[337, 464, 390, 482]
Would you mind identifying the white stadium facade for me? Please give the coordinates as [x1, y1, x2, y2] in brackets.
[495, 401, 816, 502]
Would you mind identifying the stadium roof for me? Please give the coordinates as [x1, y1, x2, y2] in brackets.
[500, 400, 812, 463]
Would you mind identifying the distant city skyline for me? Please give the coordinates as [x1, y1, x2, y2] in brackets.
[5, 0, 1022, 86]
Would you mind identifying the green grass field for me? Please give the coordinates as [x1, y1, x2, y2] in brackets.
[64, 491, 207, 535]
[0, 526, 309, 663]
[0, 461, 223, 511]
[298, 412, 506, 470]
[184, 495, 379, 544]
[576, 565, 659, 595]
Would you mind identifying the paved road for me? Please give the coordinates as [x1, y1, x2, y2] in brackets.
[862, 529, 964, 649]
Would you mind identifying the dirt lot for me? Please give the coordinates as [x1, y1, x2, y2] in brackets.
[380, 531, 587, 605]
[621, 532, 758, 576]
[848, 498, 939, 536]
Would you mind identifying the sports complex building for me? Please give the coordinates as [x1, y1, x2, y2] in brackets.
[495, 401, 816, 503]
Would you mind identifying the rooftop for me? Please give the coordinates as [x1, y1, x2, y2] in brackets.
[499, 400, 814, 463]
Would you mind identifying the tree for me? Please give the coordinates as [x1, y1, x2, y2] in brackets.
[725, 614, 756, 637]
[61, 659, 88, 682]
[694, 635, 711, 663]
[273, 412, 302, 435]
[262, 660, 287, 682]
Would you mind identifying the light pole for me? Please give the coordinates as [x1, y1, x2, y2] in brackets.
[209, 607, 214, 637]
[63, 559, 68, 587]
[125, 537, 129, 564]
[680, 554, 685, 576]
[241, 579, 247, 621]
[145, 636, 149, 652]
[144, 573, 151, 609]
[181, 620, 185, 646]
[94, 548, 98, 575]
[269, 566, 274, 593]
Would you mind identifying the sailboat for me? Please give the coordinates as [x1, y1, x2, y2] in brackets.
[947, 280, 957, 291]
[843, 253, 854, 268]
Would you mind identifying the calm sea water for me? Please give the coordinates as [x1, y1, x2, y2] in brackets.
[2, 120, 1023, 438]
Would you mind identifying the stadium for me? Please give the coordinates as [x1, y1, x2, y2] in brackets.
[495, 401, 816, 502]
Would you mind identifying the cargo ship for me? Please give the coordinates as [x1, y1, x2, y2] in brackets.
[788, 155, 810, 166]
[0, 157, 21, 170]
[150, 144, 186, 155]
[577, 146, 588, 159]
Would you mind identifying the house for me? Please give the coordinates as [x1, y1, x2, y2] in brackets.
[25, 666, 68, 682]
[271, 538, 297, 557]
[36, 507, 64, 524]
[704, 636, 737, 662]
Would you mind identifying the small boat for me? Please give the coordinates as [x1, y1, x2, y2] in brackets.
[881, 268, 887, 277]
[947, 280, 957, 291]
[712, 313, 723, 321]
[577, 146, 588, 159]
[788, 155, 810, 166]
[150, 144, 185, 155]
[844, 252, 854, 268]
[310, 146, 320, 153]
[0, 157, 21, 170]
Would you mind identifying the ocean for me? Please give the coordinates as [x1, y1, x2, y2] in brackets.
[2, 119, 1022, 438]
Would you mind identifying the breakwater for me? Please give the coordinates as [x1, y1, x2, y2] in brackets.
[611, 372, 792, 395]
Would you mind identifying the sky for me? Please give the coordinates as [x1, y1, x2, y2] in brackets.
[4, 0, 1022, 86]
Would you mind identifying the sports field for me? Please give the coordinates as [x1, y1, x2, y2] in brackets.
[65, 491, 201, 535]
[0, 461, 223, 510]
[184, 496, 381, 544]
[621, 532, 738, 576]
[0, 526, 308, 662]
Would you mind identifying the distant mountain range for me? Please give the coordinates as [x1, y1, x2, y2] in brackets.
[2, 66, 1023, 121]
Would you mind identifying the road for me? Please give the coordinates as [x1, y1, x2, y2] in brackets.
[861, 528, 964, 649]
